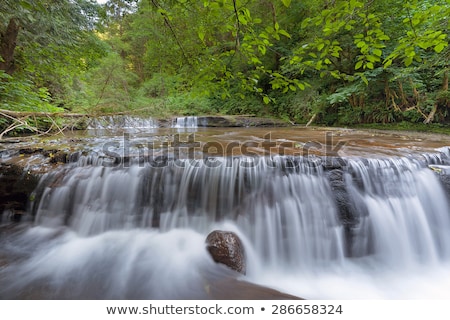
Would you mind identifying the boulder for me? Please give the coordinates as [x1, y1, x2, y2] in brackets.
[206, 230, 246, 275]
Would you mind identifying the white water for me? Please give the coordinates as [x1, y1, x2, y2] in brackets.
[172, 116, 199, 132]
[87, 115, 159, 133]
[173, 116, 198, 128]
[1, 155, 450, 299]
[88, 115, 201, 131]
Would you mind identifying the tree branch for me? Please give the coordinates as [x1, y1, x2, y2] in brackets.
[150, 0, 190, 65]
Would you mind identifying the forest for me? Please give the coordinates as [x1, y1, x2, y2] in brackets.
[0, 0, 449, 134]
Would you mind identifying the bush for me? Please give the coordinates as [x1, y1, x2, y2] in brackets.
[0, 71, 63, 113]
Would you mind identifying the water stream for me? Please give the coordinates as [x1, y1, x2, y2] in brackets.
[1, 120, 450, 299]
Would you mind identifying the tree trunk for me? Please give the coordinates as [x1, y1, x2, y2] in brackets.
[443, 69, 448, 91]
[0, 18, 20, 75]
[424, 69, 449, 124]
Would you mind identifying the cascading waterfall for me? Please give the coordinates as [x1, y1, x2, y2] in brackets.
[173, 116, 199, 128]
[30, 157, 345, 269]
[87, 116, 159, 132]
[1, 152, 450, 299]
[345, 158, 450, 265]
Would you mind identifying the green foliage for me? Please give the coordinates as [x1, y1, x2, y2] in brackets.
[384, 1, 449, 68]
[0, 0, 108, 130]
[164, 93, 213, 116]
[209, 90, 265, 116]
[2, 0, 450, 129]
[82, 53, 139, 114]
[0, 71, 63, 112]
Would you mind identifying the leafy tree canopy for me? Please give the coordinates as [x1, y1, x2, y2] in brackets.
[1, 0, 449, 129]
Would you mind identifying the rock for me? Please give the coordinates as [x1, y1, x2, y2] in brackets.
[327, 169, 373, 257]
[0, 163, 39, 223]
[48, 150, 68, 164]
[206, 230, 246, 275]
[194, 116, 291, 128]
[428, 165, 450, 198]
[206, 278, 303, 300]
[327, 169, 358, 225]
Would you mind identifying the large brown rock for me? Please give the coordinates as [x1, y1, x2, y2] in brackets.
[206, 230, 246, 275]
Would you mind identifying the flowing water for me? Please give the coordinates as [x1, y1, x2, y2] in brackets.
[1, 118, 450, 299]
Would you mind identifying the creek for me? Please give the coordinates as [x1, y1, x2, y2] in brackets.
[1, 116, 450, 299]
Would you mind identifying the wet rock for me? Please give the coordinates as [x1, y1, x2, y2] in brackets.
[206, 230, 246, 275]
[0, 163, 39, 222]
[322, 156, 348, 170]
[206, 278, 303, 300]
[327, 169, 357, 225]
[194, 116, 290, 128]
[48, 150, 68, 164]
[428, 165, 450, 198]
[19, 147, 44, 155]
[327, 169, 371, 257]
[438, 174, 450, 198]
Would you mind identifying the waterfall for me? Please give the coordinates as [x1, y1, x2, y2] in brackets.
[87, 116, 159, 132]
[1, 153, 450, 299]
[347, 158, 450, 262]
[30, 157, 345, 269]
[173, 116, 199, 128]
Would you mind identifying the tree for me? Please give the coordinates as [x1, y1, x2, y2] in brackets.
[0, 0, 100, 75]
[0, 0, 108, 112]
[284, 0, 449, 124]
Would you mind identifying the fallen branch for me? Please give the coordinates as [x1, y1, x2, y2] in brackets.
[0, 108, 86, 118]
[0, 109, 89, 140]
[423, 103, 437, 124]
[306, 113, 317, 127]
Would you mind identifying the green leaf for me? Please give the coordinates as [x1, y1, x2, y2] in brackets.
[251, 57, 262, 64]
[281, 0, 292, 7]
[242, 8, 251, 18]
[434, 43, 446, 53]
[360, 74, 369, 85]
[367, 55, 379, 63]
[373, 49, 382, 57]
[263, 96, 270, 104]
[238, 15, 248, 25]
[330, 71, 341, 79]
[278, 29, 291, 38]
[198, 30, 205, 41]
[383, 59, 393, 69]
[404, 56, 414, 67]
[356, 41, 365, 48]
[19, 0, 33, 10]
[355, 60, 363, 70]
